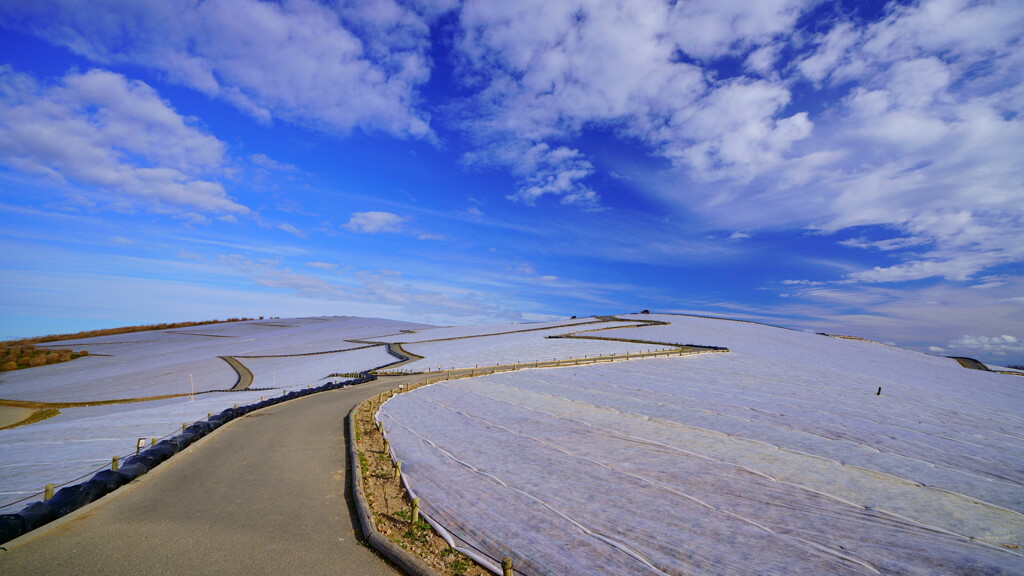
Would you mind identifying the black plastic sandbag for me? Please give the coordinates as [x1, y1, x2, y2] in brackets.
[116, 462, 148, 481]
[17, 501, 57, 530]
[154, 441, 180, 458]
[123, 453, 156, 470]
[0, 514, 27, 544]
[184, 423, 211, 438]
[46, 480, 106, 517]
[142, 444, 175, 463]
[164, 433, 195, 451]
[90, 469, 129, 492]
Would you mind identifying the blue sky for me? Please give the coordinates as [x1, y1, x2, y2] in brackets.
[1, 0, 1022, 365]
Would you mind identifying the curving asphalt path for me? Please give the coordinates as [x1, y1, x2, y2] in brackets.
[0, 379, 407, 576]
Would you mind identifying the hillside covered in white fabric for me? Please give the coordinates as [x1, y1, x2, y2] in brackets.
[0, 316, 429, 511]
[379, 314, 1024, 575]
[1, 314, 646, 513]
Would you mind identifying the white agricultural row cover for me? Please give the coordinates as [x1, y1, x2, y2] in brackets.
[241, 345, 394, 388]
[379, 314, 1024, 575]
[396, 321, 674, 372]
[2, 316, 425, 403]
[1, 391, 265, 513]
[0, 316, 428, 512]
[366, 316, 605, 343]
[36, 315, 427, 355]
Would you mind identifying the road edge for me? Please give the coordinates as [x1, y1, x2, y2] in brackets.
[0, 399, 258, 552]
[347, 403, 440, 576]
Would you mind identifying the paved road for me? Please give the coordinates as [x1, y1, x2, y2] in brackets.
[0, 379, 407, 576]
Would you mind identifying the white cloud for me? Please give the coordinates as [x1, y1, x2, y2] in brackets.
[1, 0, 434, 138]
[756, 276, 1024, 363]
[851, 260, 961, 283]
[0, 66, 246, 216]
[451, 0, 1022, 288]
[513, 263, 537, 275]
[797, 22, 861, 83]
[342, 211, 409, 234]
[502, 144, 600, 208]
[219, 254, 516, 321]
[839, 236, 931, 252]
[660, 79, 813, 182]
[653, 0, 1023, 286]
[454, 0, 814, 205]
[277, 223, 306, 238]
[250, 153, 297, 172]
[306, 262, 338, 271]
[745, 44, 781, 75]
[948, 334, 1024, 358]
[667, 0, 805, 60]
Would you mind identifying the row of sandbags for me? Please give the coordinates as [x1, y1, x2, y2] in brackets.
[0, 375, 374, 545]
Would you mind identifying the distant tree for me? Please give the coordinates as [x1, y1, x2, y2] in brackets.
[1009, 364, 1024, 370]
[17, 357, 30, 367]
[28, 356, 45, 367]
[1, 361, 16, 371]
[79, 350, 89, 357]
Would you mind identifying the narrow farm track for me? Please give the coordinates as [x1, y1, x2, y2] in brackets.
[220, 355, 255, 391]
[0, 380, 406, 576]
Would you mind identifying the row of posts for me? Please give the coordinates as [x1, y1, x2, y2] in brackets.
[375, 350, 690, 574]
[382, 346, 692, 377]
[40, 400, 249, 503]
[41, 434, 160, 501]
[377, 392, 515, 576]
[39, 386, 331, 505]
[391, 460, 514, 575]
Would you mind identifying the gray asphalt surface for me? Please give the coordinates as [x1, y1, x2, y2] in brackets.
[0, 378, 409, 576]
